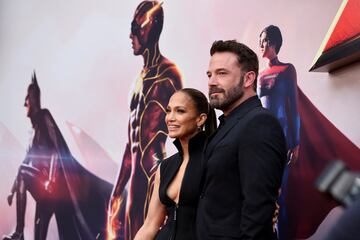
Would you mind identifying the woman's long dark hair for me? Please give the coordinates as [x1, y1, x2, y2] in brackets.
[178, 88, 217, 137]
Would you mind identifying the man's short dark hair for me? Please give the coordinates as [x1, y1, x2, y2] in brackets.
[210, 40, 259, 91]
[260, 25, 283, 54]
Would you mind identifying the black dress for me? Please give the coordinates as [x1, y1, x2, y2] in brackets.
[155, 132, 206, 240]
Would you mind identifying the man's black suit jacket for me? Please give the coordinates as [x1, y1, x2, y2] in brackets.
[196, 96, 287, 240]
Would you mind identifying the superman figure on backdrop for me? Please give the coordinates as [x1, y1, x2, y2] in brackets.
[258, 25, 300, 239]
[107, 1, 182, 240]
[3, 72, 112, 240]
[258, 25, 360, 240]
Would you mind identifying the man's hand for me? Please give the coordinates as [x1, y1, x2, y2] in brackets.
[272, 201, 280, 232]
[272, 189, 281, 232]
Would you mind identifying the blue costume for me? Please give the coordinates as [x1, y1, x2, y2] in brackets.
[258, 57, 300, 239]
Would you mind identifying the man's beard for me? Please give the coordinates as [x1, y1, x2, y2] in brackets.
[209, 77, 244, 111]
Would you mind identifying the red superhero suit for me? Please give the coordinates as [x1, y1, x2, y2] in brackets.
[107, 2, 182, 240]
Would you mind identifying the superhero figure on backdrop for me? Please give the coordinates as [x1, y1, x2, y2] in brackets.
[258, 25, 300, 239]
[3, 72, 112, 240]
[258, 25, 360, 240]
[107, 1, 182, 239]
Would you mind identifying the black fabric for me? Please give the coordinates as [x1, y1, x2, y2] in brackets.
[25, 109, 112, 239]
[155, 132, 206, 240]
[197, 96, 287, 240]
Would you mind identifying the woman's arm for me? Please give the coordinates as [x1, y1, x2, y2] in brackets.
[134, 166, 166, 240]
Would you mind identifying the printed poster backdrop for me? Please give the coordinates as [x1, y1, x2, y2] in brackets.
[1, 0, 359, 239]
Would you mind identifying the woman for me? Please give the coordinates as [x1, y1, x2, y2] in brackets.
[258, 25, 300, 163]
[134, 88, 216, 240]
[258, 25, 300, 239]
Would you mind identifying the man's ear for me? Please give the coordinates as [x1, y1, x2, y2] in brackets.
[243, 71, 256, 88]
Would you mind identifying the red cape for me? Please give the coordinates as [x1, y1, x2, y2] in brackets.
[285, 88, 360, 239]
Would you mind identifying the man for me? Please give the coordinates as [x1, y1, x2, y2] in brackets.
[107, 1, 182, 239]
[3, 73, 112, 240]
[196, 40, 287, 239]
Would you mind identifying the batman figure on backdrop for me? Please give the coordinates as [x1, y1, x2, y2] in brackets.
[3, 72, 112, 240]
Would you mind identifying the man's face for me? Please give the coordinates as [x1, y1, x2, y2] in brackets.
[259, 32, 276, 59]
[207, 52, 245, 114]
[130, 14, 151, 55]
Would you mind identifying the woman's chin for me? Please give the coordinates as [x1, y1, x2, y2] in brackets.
[168, 132, 178, 139]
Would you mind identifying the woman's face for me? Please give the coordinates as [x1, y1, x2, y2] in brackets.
[165, 92, 202, 141]
[259, 31, 276, 59]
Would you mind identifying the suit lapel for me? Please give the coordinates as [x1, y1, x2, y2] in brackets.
[199, 97, 262, 193]
[204, 116, 239, 160]
[204, 97, 262, 161]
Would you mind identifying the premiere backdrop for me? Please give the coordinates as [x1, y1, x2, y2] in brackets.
[1, 0, 359, 239]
